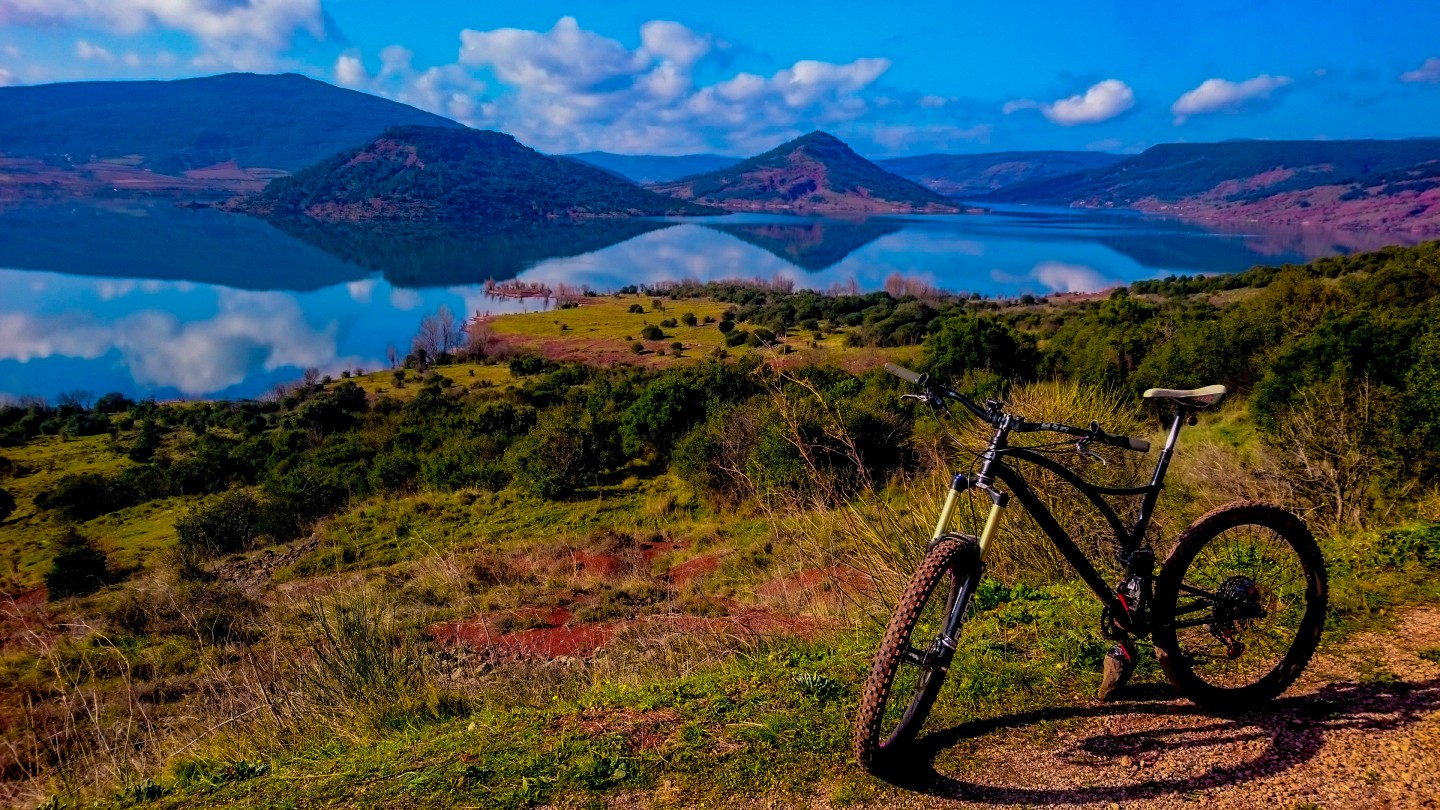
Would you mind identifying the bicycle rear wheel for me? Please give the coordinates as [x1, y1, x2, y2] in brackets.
[1152, 501, 1327, 710]
[854, 533, 980, 774]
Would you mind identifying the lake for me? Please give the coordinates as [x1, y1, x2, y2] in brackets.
[0, 200, 1422, 402]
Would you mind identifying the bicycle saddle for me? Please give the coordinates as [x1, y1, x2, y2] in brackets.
[1142, 384, 1227, 407]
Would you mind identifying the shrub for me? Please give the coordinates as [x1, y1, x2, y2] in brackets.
[44, 528, 110, 599]
[660, 318, 678, 328]
[670, 341, 684, 355]
[717, 319, 735, 334]
[627, 303, 645, 314]
[631, 341, 645, 355]
[36, 472, 139, 521]
[640, 325, 664, 341]
[681, 312, 698, 327]
[175, 490, 265, 561]
[725, 329, 749, 347]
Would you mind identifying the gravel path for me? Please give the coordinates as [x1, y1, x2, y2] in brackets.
[874, 608, 1440, 809]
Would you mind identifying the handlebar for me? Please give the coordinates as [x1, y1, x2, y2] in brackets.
[883, 363, 1150, 454]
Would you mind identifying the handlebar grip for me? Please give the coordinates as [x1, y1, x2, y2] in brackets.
[884, 363, 923, 385]
[1124, 436, 1151, 453]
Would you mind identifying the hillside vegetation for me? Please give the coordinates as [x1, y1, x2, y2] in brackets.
[240, 126, 720, 223]
[0, 73, 462, 174]
[985, 138, 1440, 231]
[651, 131, 960, 213]
[2, 242, 1440, 807]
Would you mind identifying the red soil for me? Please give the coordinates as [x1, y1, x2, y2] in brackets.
[666, 554, 722, 584]
[430, 606, 823, 660]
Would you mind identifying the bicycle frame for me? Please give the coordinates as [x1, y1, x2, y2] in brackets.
[934, 404, 1192, 640]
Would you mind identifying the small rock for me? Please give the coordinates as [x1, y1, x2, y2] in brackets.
[1120, 755, 1134, 768]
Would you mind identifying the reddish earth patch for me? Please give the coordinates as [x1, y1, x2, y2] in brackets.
[566, 706, 683, 751]
[666, 554, 722, 584]
[757, 565, 877, 603]
[0, 588, 52, 653]
[431, 605, 823, 660]
[569, 550, 623, 577]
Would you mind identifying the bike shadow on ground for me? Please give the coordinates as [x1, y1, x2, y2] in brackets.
[881, 675, 1440, 805]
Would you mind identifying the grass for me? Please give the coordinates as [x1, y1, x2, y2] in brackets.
[482, 295, 922, 372]
[0, 433, 187, 590]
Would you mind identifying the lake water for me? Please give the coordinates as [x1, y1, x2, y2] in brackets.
[0, 200, 1422, 402]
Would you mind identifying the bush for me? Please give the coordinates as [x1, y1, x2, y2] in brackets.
[175, 490, 265, 561]
[627, 303, 645, 314]
[631, 341, 645, 355]
[44, 528, 110, 599]
[681, 312, 698, 327]
[640, 325, 664, 341]
[717, 319, 735, 334]
[725, 329, 749, 347]
[36, 472, 139, 521]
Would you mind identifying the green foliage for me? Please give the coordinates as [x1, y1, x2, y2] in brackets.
[924, 313, 1038, 382]
[175, 490, 267, 561]
[44, 527, 110, 600]
[251, 125, 716, 223]
[640, 324, 664, 341]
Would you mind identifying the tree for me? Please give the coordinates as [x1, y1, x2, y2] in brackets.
[44, 528, 110, 600]
[413, 305, 464, 359]
[681, 312, 698, 327]
[923, 314, 1038, 382]
[640, 325, 664, 341]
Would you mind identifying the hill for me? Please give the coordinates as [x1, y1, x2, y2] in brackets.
[563, 152, 741, 184]
[650, 131, 961, 213]
[876, 151, 1124, 198]
[237, 125, 720, 223]
[0, 73, 462, 175]
[982, 139, 1440, 231]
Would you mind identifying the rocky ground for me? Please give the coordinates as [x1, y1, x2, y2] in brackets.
[875, 609, 1440, 809]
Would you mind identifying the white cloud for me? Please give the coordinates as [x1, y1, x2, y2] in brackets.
[0, 0, 329, 69]
[1401, 57, 1440, 84]
[0, 67, 14, 86]
[1031, 261, 1114, 293]
[1004, 79, 1135, 126]
[333, 50, 367, 88]
[344, 17, 894, 155]
[75, 39, 114, 62]
[868, 123, 992, 152]
[1171, 74, 1292, 124]
[0, 290, 340, 395]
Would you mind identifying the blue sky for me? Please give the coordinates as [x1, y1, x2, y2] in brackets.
[2, 0, 1439, 156]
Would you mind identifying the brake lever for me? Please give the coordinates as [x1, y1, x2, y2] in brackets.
[1076, 437, 1108, 466]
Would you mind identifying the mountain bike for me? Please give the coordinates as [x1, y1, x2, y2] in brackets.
[853, 364, 1328, 774]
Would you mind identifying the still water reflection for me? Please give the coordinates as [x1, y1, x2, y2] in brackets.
[0, 200, 1422, 401]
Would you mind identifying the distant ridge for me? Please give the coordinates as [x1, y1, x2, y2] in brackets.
[877, 151, 1125, 198]
[563, 152, 741, 184]
[650, 131, 961, 213]
[237, 125, 720, 223]
[0, 73, 463, 174]
[982, 139, 1440, 231]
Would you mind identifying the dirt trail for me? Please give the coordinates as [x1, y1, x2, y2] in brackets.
[865, 608, 1440, 809]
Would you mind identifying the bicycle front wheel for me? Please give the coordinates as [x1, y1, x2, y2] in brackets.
[1152, 501, 1327, 710]
[854, 533, 980, 774]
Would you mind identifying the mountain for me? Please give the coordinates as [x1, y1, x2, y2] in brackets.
[563, 152, 741, 184]
[0, 73, 462, 175]
[702, 218, 903, 271]
[876, 151, 1125, 198]
[650, 131, 961, 213]
[982, 139, 1440, 231]
[268, 218, 677, 287]
[237, 125, 720, 223]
